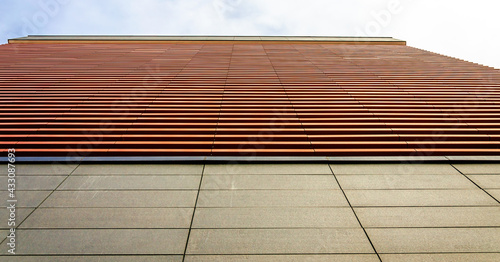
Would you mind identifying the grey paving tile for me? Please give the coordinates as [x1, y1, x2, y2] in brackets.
[328, 156, 447, 162]
[454, 164, 500, 175]
[330, 164, 459, 175]
[0, 176, 66, 191]
[380, 253, 500, 262]
[0, 256, 183, 262]
[197, 190, 349, 207]
[192, 207, 359, 228]
[58, 176, 201, 190]
[186, 228, 373, 254]
[344, 189, 498, 207]
[367, 228, 500, 253]
[20, 208, 193, 229]
[0, 191, 51, 208]
[355, 207, 500, 227]
[336, 174, 475, 189]
[0, 164, 78, 176]
[202, 175, 339, 190]
[73, 164, 203, 175]
[487, 189, 500, 200]
[468, 175, 500, 189]
[0, 208, 34, 229]
[185, 254, 380, 262]
[0, 229, 188, 255]
[41, 191, 197, 208]
[204, 164, 332, 175]
[0, 230, 7, 242]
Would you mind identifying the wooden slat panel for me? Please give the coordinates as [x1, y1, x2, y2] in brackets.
[0, 41, 499, 156]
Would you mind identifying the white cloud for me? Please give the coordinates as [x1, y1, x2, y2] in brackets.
[0, 0, 498, 68]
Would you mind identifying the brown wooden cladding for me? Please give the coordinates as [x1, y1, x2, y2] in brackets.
[1, 41, 500, 157]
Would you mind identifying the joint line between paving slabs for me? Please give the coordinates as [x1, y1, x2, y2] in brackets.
[450, 164, 500, 204]
[15, 163, 82, 229]
[328, 164, 382, 262]
[183, 164, 205, 261]
[0, 162, 82, 249]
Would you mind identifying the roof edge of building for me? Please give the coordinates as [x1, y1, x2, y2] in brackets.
[8, 35, 407, 45]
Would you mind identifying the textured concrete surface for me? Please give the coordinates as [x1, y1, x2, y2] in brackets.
[380, 253, 500, 262]
[20, 208, 193, 229]
[335, 174, 475, 189]
[366, 228, 500, 253]
[0, 176, 68, 190]
[185, 255, 380, 262]
[204, 164, 333, 175]
[201, 175, 339, 190]
[192, 207, 358, 228]
[186, 228, 373, 254]
[467, 175, 500, 189]
[1, 257, 183, 262]
[344, 189, 497, 206]
[330, 163, 461, 175]
[72, 164, 204, 175]
[1, 229, 188, 255]
[197, 190, 349, 207]
[58, 175, 201, 190]
[1, 163, 498, 261]
[453, 164, 500, 175]
[354, 207, 500, 227]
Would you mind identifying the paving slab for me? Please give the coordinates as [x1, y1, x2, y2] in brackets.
[73, 164, 204, 175]
[0, 229, 188, 255]
[192, 207, 359, 228]
[197, 190, 349, 207]
[355, 206, 500, 227]
[330, 164, 459, 175]
[380, 253, 500, 262]
[487, 189, 500, 200]
[41, 191, 198, 208]
[20, 208, 193, 229]
[367, 228, 500, 253]
[58, 176, 201, 190]
[344, 189, 498, 207]
[468, 175, 500, 189]
[0, 164, 78, 176]
[186, 228, 374, 254]
[204, 164, 332, 175]
[454, 164, 500, 175]
[4, 162, 499, 259]
[185, 254, 380, 262]
[336, 174, 475, 189]
[0, 191, 51, 208]
[202, 175, 339, 190]
[0, 176, 66, 191]
[0, 256, 183, 262]
[0, 230, 7, 243]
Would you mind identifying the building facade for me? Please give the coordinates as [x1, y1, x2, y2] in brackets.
[3, 36, 500, 159]
[1, 36, 500, 261]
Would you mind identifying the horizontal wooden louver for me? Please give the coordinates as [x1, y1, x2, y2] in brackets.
[1, 41, 499, 157]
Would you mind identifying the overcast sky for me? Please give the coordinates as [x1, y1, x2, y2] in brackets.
[1, 0, 499, 69]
